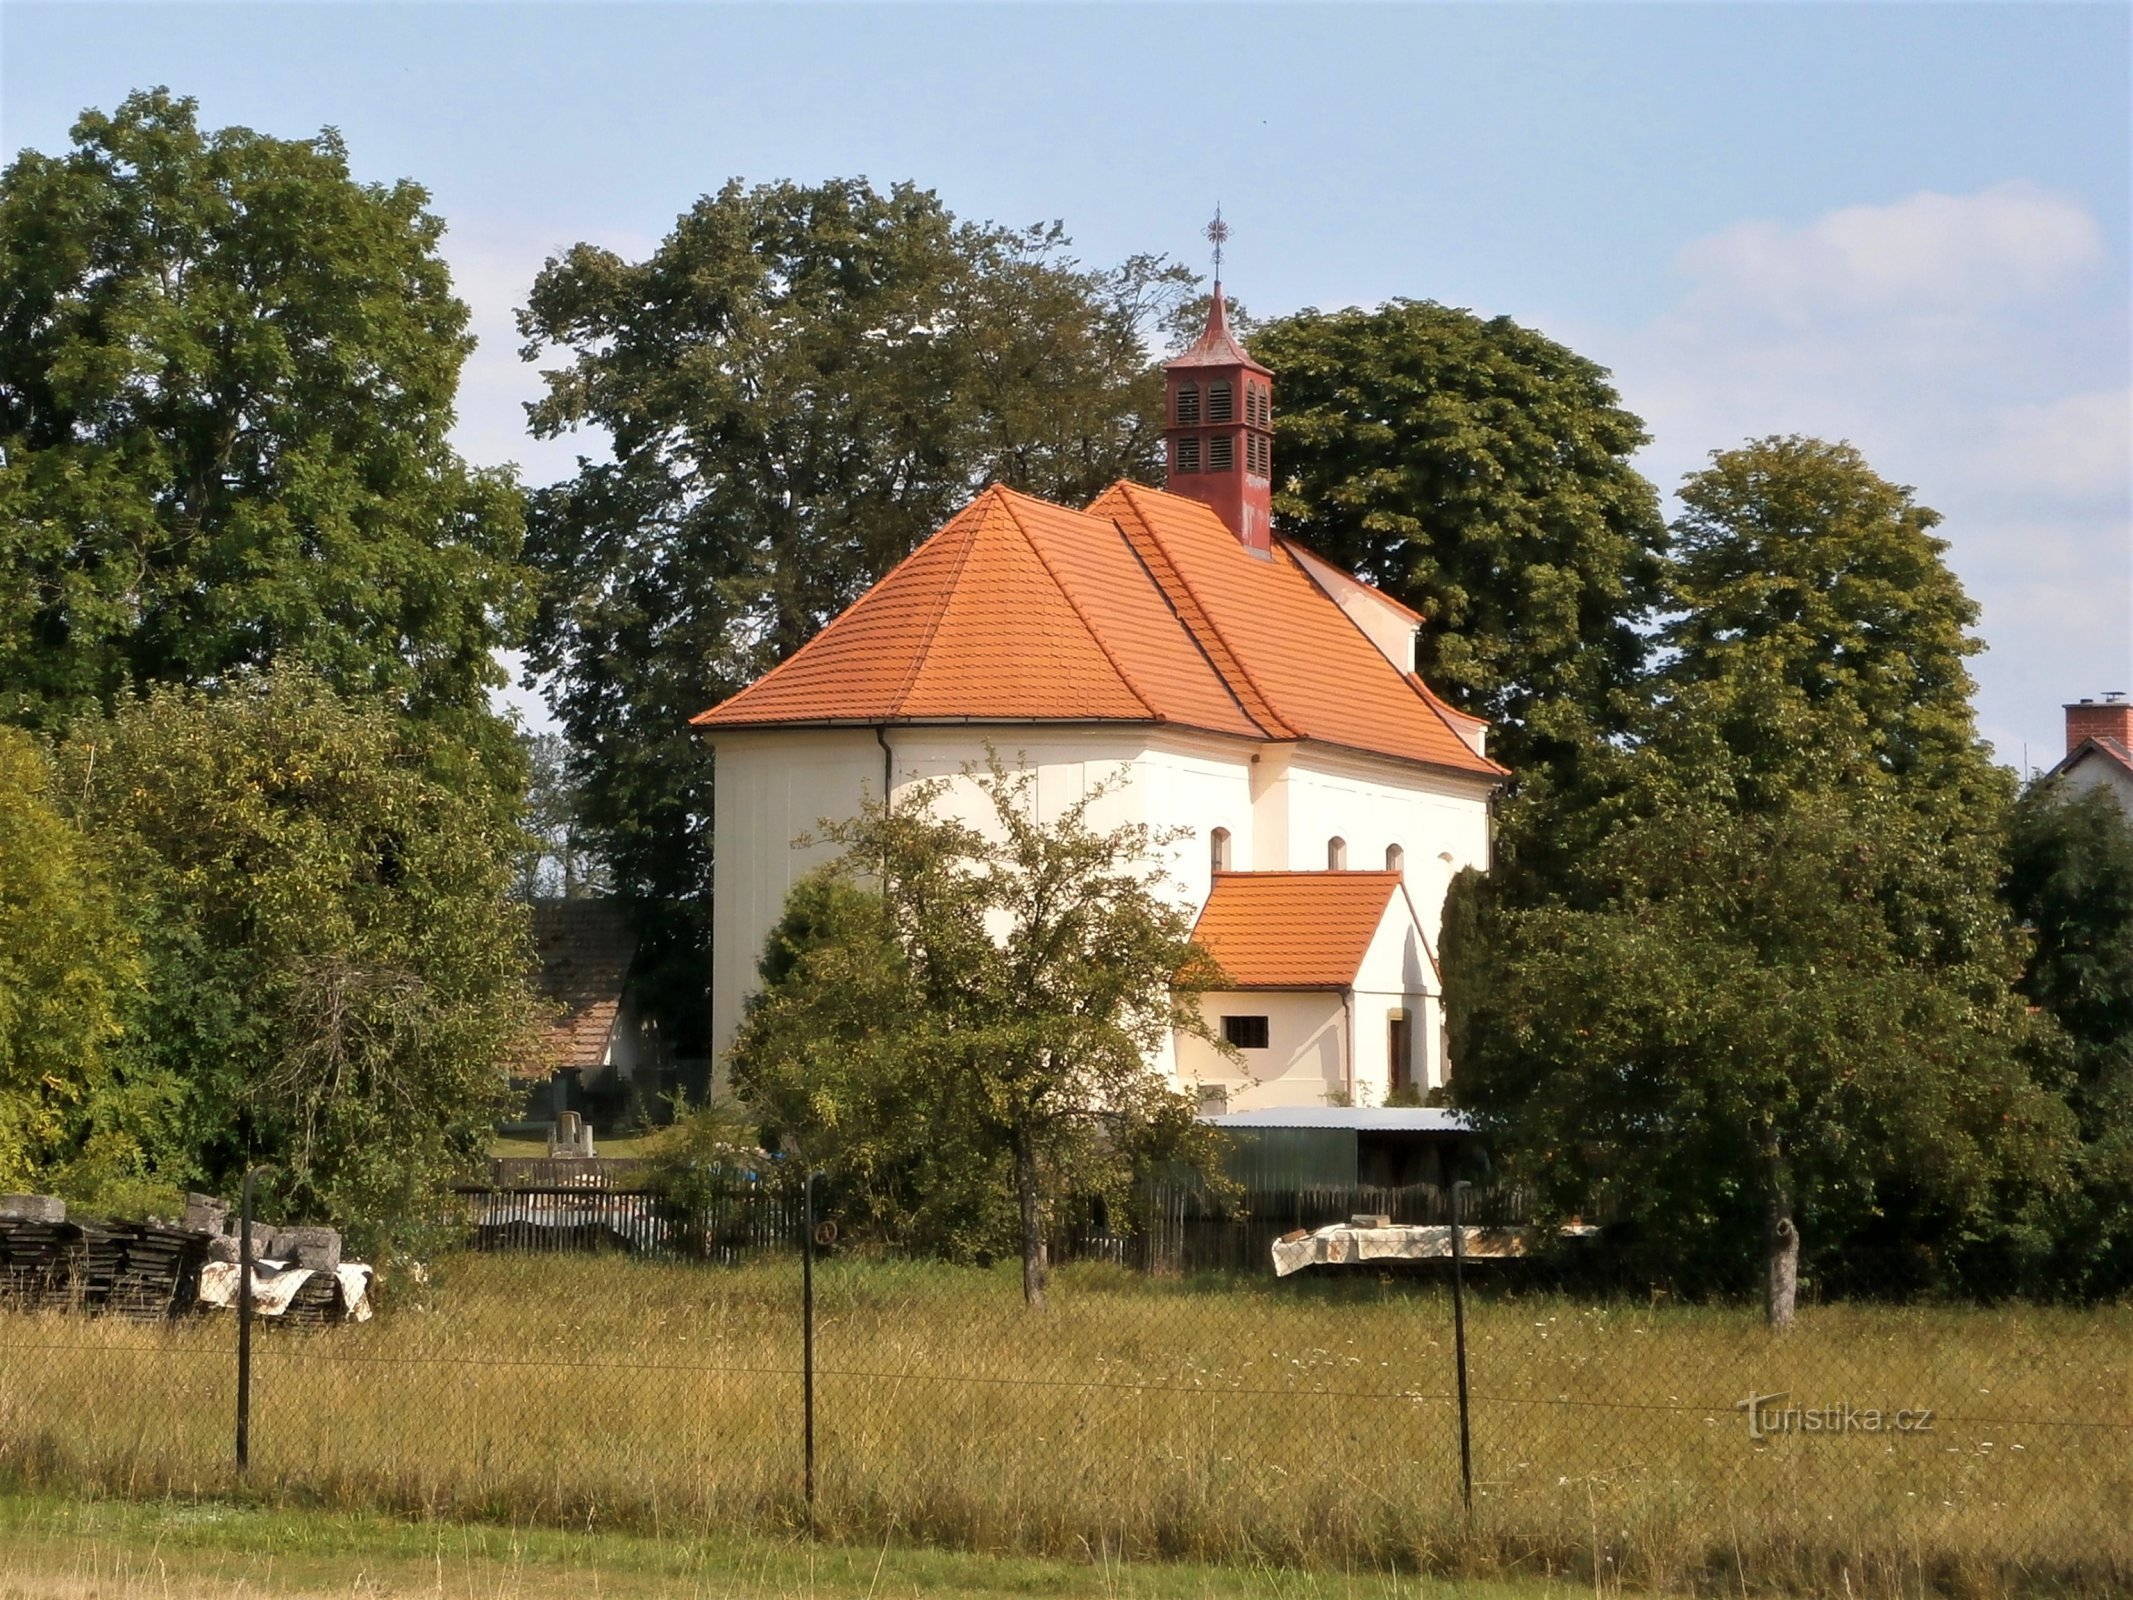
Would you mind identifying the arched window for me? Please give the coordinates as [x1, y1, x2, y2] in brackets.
[1327, 836, 1347, 870]
[1210, 827, 1232, 873]
[1175, 384, 1200, 424]
[1385, 843, 1405, 873]
[1207, 380, 1233, 422]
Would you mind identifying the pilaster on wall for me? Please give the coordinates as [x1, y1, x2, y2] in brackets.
[1249, 745, 1294, 870]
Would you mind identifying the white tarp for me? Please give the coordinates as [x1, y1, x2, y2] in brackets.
[1271, 1223, 1533, 1277]
[196, 1259, 374, 1321]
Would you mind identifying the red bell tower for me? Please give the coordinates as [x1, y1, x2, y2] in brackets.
[1164, 217, 1274, 555]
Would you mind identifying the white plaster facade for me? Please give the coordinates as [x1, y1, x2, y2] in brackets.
[708, 723, 1495, 1100]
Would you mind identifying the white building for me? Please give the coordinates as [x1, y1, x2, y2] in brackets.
[694, 288, 1506, 1108]
[2044, 693, 2133, 817]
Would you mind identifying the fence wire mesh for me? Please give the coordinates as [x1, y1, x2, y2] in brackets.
[2, 1177, 2128, 1595]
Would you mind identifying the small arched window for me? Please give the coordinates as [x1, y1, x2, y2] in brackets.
[1207, 381, 1233, 423]
[1385, 843, 1405, 873]
[1210, 827, 1232, 874]
[1327, 836, 1347, 870]
[1175, 384, 1201, 424]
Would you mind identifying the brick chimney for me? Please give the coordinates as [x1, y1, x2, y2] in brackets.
[2065, 692, 2133, 754]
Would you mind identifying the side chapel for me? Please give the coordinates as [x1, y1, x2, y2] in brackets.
[694, 276, 1506, 1109]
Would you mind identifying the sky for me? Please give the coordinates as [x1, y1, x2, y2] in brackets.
[5, 2, 2127, 769]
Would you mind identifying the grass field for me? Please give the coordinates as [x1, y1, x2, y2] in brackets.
[0, 1493, 1586, 1600]
[2, 1253, 2127, 1597]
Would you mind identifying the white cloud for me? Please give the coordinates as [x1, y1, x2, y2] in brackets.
[1977, 388, 2132, 501]
[1576, 184, 2131, 765]
[1677, 181, 2106, 321]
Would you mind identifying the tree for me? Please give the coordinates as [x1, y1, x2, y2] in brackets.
[726, 759, 1227, 1306]
[1447, 802, 2073, 1322]
[0, 89, 531, 768]
[516, 182, 1192, 1043]
[1648, 438, 2017, 975]
[514, 731, 607, 902]
[1250, 300, 1668, 790]
[56, 670, 546, 1251]
[1447, 438, 2066, 1318]
[0, 727, 136, 1193]
[2007, 782, 2133, 1295]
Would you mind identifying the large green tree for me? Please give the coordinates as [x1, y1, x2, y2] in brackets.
[56, 671, 545, 1250]
[0, 89, 530, 764]
[0, 726, 136, 1193]
[518, 180, 1191, 1040]
[726, 760, 1227, 1307]
[2007, 781, 2133, 1295]
[1445, 803, 2072, 1320]
[1448, 438, 2065, 1316]
[1251, 300, 1668, 789]
[1645, 437, 2016, 974]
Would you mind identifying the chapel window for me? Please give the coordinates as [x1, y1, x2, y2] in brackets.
[1208, 381, 1233, 423]
[1175, 436, 1201, 474]
[1386, 843, 1405, 873]
[1175, 384, 1201, 424]
[1210, 826, 1232, 873]
[1328, 836, 1348, 870]
[1223, 1015, 1270, 1051]
[1208, 435, 1234, 473]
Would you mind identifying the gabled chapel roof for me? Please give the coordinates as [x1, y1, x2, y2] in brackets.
[692, 481, 1503, 780]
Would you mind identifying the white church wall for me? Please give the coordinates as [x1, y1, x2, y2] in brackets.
[1178, 991, 1348, 1110]
[711, 725, 1260, 1076]
[1281, 747, 1493, 946]
[1350, 886, 1443, 1098]
[709, 728, 886, 1085]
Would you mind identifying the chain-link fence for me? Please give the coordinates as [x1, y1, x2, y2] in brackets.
[3, 1185, 2128, 1595]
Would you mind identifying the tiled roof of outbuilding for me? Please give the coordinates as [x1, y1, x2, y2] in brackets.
[530, 900, 635, 1071]
[693, 481, 1503, 781]
[1191, 871, 1407, 989]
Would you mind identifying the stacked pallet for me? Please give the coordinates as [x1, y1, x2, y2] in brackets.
[0, 1196, 79, 1311]
[0, 1196, 345, 1323]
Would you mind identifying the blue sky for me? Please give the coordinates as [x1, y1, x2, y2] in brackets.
[6, 2, 2128, 766]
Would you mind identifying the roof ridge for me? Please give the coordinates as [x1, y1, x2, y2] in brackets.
[994, 491, 1160, 722]
[884, 491, 993, 718]
[1100, 508, 1275, 740]
[1105, 482, 1299, 740]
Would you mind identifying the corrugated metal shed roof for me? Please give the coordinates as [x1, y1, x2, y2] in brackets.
[1201, 1107, 1475, 1133]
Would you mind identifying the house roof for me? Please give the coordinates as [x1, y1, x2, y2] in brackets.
[694, 480, 1504, 781]
[2046, 736, 2133, 783]
[530, 900, 635, 1071]
[1191, 870, 1408, 989]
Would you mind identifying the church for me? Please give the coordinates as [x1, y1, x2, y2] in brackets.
[693, 282, 1506, 1109]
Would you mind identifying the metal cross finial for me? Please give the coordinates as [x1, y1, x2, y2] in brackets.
[1205, 208, 1229, 278]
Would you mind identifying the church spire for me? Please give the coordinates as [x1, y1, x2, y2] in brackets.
[1163, 213, 1274, 554]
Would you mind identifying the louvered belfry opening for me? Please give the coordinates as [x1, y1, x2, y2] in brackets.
[1162, 278, 1274, 553]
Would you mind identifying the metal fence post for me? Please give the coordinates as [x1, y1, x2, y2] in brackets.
[802, 1168, 816, 1520]
[235, 1167, 257, 1479]
[1450, 1178, 1474, 1519]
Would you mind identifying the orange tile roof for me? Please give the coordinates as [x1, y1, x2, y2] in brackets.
[694, 480, 1504, 781]
[693, 486, 1261, 737]
[530, 900, 635, 1071]
[1092, 483, 1503, 775]
[1191, 871, 1404, 989]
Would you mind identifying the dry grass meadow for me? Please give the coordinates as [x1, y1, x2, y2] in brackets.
[2, 1253, 2127, 1597]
